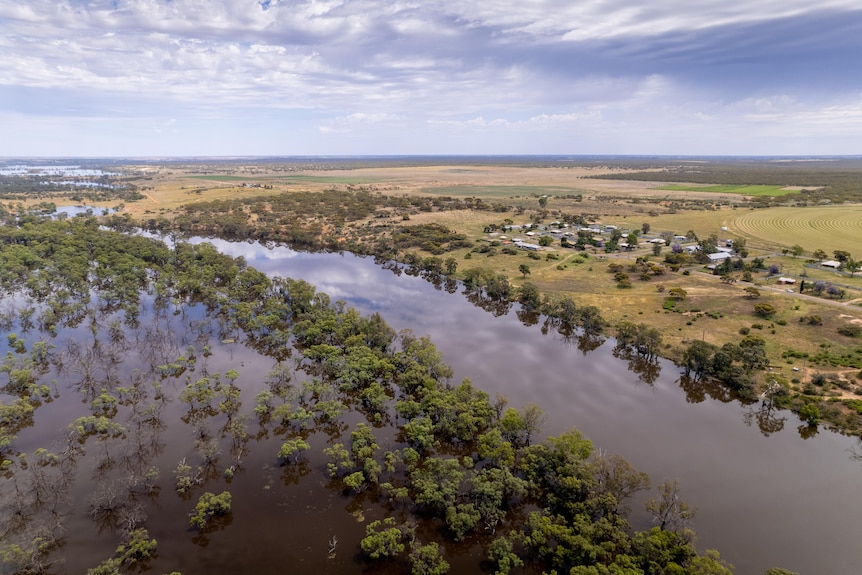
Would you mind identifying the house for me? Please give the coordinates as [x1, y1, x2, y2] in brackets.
[514, 241, 539, 251]
[777, 277, 796, 285]
[821, 260, 841, 269]
[707, 252, 732, 262]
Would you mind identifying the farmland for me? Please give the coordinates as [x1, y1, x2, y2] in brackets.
[730, 205, 862, 254]
[660, 184, 796, 196]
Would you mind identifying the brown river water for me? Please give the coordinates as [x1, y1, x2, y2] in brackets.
[5, 236, 862, 575]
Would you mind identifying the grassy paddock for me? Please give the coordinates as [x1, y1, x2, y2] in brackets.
[419, 184, 589, 198]
[660, 184, 797, 196]
[603, 208, 749, 238]
[184, 174, 377, 185]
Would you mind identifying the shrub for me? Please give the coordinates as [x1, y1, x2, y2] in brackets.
[838, 324, 862, 338]
[754, 303, 776, 318]
[189, 491, 232, 529]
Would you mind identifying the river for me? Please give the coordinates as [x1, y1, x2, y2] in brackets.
[195, 236, 862, 575]
[5, 231, 861, 575]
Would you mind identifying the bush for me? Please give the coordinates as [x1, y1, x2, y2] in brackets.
[189, 491, 232, 529]
[754, 303, 776, 318]
[838, 324, 862, 338]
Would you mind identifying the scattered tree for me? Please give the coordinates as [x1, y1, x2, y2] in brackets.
[668, 287, 687, 301]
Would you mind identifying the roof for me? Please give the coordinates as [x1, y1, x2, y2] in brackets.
[707, 252, 732, 261]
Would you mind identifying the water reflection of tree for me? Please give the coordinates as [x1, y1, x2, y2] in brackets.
[798, 423, 819, 439]
[0, 448, 74, 572]
[516, 308, 540, 327]
[463, 290, 512, 317]
[612, 345, 662, 386]
[191, 512, 234, 547]
[848, 438, 862, 464]
[536, 316, 606, 355]
[743, 403, 787, 436]
[281, 459, 311, 486]
[677, 374, 734, 404]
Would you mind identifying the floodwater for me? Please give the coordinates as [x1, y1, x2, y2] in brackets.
[197, 237, 862, 575]
[0, 165, 116, 177]
[3, 235, 861, 575]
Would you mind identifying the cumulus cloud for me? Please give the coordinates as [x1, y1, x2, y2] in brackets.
[0, 0, 860, 154]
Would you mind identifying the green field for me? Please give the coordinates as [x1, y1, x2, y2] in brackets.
[419, 184, 587, 198]
[660, 184, 796, 196]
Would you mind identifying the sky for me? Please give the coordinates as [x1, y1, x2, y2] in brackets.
[1, 0, 862, 157]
